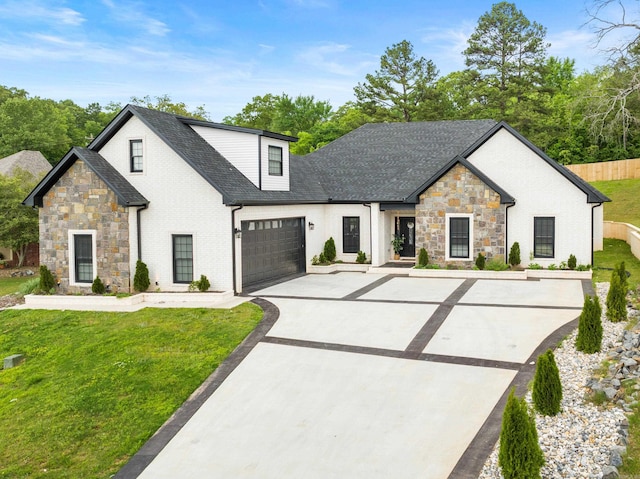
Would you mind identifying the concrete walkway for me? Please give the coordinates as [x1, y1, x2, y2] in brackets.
[116, 273, 590, 479]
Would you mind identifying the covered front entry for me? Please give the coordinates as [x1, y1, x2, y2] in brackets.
[241, 217, 305, 287]
[396, 216, 416, 257]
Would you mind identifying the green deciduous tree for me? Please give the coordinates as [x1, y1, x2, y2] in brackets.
[0, 171, 39, 267]
[576, 295, 603, 353]
[499, 388, 545, 479]
[532, 349, 562, 416]
[354, 40, 441, 122]
[130, 94, 210, 121]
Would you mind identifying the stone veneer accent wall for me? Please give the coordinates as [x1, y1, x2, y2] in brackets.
[39, 160, 131, 293]
[416, 163, 506, 266]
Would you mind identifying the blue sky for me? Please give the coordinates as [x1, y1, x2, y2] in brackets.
[0, 0, 630, 121]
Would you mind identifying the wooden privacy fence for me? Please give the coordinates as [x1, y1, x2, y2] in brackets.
[566, 158, 640, 182]
[604, 221, 640, 261]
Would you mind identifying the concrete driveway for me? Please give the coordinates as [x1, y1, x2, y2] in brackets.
[118, 273, 589, 479]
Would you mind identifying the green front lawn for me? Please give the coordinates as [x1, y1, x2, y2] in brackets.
[593, 238, 640, 290]
[591, 179, 640, 227]
[0, 275, 31, 297]
[0, 304, 262, 478]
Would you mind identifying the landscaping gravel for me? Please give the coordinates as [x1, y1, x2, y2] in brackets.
[478, 282, 632, 479]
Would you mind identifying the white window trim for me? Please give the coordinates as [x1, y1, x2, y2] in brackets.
[445, 213, 474, 261]
[68, 229, 97, 287]
[128, 137, 145, 175]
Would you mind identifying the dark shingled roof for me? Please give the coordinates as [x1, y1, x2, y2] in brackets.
[23, 147, 148, 207]
[303, 120, 500, 202]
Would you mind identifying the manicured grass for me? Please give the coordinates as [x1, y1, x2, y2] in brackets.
[0, 275, 31, 297]
[0, 304, 262, 478]
[593, 238, 640, 290]
[591, 179, 640, 227]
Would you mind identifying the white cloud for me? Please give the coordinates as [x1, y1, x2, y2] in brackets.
[101, 0, 170, 37]
[259, 44, 276, 54]
[0, 1, 85, 26]
[296, 42, 376, 76]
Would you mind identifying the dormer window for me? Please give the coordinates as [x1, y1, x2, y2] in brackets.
[130, 139, 143, 172]
[268, 145, 283, 176]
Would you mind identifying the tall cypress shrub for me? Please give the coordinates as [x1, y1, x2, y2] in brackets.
[532, 349, 562, 416]
[133, 259, 150, 292]
[508, 242, 521, 267]
[576, 295, 603, 353]
[499, 388, 545, 479]
[607, 269, 627, 323]
[418, 247, 429, 267]
[39, 265, 56, 293]
[323, 237, 336, 262]
[617, 261, 629, 294]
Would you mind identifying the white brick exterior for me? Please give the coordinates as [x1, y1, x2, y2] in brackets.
[467, 128, 603, 266]
[99, 116, 232, 292]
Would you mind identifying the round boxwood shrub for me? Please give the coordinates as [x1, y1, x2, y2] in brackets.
[133, 259, 150, 292]
[197, 274, 210, 292]
[356, 251, 367, 264]
[567, 254, 577, 270]
[499, 388, 544, 479]
[532, 349, 562, 416]
[323, 237, 336, 262]
[575, 295, 603, 354]
[475, 252, 486, 270]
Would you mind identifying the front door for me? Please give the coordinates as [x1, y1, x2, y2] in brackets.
[396, 217, 416, 257]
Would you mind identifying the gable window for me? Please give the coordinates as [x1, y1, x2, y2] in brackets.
[534, 217, 555, 258]
[446, 215, 472, 260]
[130, 139, 143, 173]
[268, 145, 283, 176]
[173, 235, 193, 283]
[343, 217, 360, 253]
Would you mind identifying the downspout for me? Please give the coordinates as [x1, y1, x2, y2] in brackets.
[591, 203, 602, 267]
[258, 136, 262, 190]
[136, 205, 148, 261]
[231, 205, 244, 295]
[505, 203, 515, 262]
[363, 203, 372, 259]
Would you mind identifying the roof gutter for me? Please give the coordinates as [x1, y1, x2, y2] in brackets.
[231, 205, 243, 295]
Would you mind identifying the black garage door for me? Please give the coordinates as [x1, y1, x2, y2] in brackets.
[241, 217, 305, 287]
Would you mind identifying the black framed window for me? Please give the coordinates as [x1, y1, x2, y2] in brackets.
[130, 139, 143, 172]
[449, 217, 470, 258]
[74, 234, 93, 283]
[534, 217, 555, 258]
[173, 235, 193, 283]
[343, 217, 360, 253]
[268, 145, 283, 176]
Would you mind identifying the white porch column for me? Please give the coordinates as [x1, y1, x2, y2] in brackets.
[370, 202, 382, 266]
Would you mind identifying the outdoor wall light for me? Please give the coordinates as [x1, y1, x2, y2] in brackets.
[234, 227, 242, 238]
[308, 222, 315, 230]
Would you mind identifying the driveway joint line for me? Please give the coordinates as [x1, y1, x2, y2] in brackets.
[340, 274, 399, 300]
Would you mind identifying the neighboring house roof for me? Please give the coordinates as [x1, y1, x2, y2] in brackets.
[0, 150, 52, 178]
[23, 147, 148, 207]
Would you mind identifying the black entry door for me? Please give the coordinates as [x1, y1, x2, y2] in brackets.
[241, 217, 305, 287]
[397, 217, 416, 257]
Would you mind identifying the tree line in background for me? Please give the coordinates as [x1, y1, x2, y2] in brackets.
[2, 1, 640, 165]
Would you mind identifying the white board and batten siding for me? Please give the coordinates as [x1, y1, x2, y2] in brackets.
[467, 128, 603, 267]
[99, 116, 233, 292]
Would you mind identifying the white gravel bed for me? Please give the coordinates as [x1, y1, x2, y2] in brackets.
[478, 283, 629, 479]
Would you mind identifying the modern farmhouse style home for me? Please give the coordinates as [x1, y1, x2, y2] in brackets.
[24, 105, 609, 293]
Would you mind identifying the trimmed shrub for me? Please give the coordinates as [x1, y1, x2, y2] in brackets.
[318, 252, 327, 264]
[356, 251, 367, 264]
[92, 276, 106, 295]
[486, 258, 509, 271]
[607, 268, 628, 323]
[475, 252, 486, 270]
[323, 237, 336, 262]
[39, 265, 56, 293]
[133, 260, 150, 292]
[532, 349, 562, 416]
[499, 388, 544, 479]
[197, 274, 210, 292]
[576, 295, 603, 353]
[617, 261, 629, 294]
[418, 248, 429, 267]
[508, 242, 521, 267]
[567, 254, 577, 270]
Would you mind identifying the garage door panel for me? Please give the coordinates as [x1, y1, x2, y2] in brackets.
[242, 217, 305, 287]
